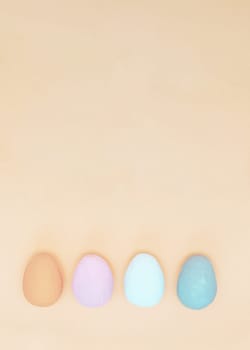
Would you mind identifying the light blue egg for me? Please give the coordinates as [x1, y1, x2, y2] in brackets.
[177, 255, 217, 310]
[124, 253, 165, 307]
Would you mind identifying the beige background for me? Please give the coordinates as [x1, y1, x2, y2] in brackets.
[0, 1, 250, 349]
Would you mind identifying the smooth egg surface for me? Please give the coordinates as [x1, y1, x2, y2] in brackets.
[124, 253, 165, 307]
[23, 253, 63, 307]
[72, 254, 114, 307]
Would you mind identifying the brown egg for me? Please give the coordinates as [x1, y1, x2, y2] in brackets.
[23, 252, 63, 307]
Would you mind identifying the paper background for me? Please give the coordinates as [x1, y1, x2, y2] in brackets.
[0, 1, 250, 349]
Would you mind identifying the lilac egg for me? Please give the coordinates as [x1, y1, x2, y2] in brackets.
[72, 254, 114, 307]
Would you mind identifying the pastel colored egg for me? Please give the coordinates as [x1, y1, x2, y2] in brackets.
[23, 253, 63, 307]
[72, 254, 114, 307]
[177, 255, 217, 310]
[124, 253, 165, 307]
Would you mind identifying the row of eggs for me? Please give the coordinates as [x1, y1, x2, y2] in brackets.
[23, 252, 217, 310]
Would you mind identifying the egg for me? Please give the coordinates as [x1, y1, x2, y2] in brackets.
[124, 253, 165, 307]
[72, 254, 114, 307]
[177, 255, 217, 310]
[23, 252, 63, 307]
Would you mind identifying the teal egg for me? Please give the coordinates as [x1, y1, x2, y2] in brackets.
[124, 253, 165, 307]
[177, 255, 217, 310]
